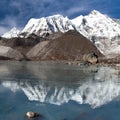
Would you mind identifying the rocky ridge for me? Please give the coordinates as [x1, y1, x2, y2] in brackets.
[27, 30, 103, 61]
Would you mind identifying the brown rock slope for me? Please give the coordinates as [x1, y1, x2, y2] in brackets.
[0, 45, 24, 60]
[27, 30, 103, 61]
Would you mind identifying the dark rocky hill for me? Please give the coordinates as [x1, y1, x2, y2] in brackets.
[27, 30, 104, 61]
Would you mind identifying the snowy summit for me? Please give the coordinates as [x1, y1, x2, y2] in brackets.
[71, 10, 120, 39]
[2, 27, 20, 39]
[22, 14, 74, 37]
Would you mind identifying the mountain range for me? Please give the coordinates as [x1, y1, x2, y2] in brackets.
[1, 10, 120, 60]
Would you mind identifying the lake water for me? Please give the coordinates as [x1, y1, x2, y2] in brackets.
[0, 61, 120, 120]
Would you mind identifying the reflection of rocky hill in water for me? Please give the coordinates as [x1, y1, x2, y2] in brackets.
[0, 62, 120, 108]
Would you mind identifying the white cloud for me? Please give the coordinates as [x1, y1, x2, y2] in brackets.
[66, 7, 87, 16]
[0, 26, 9, 35]
[10, 1, 21, 8]
[2, 16, 17, 27]
[0, 16, 22, 35]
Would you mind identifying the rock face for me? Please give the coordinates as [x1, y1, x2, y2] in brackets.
[0, 45, 24, 60]
[27, 40, 49, 59]
[27, 30, 103, 60]
[46, 32, 64, 40]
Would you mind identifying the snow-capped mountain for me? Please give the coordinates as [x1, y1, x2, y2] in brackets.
[3, 10, 120, 41]
[21, 14, 74, 37]
[71, 10, 120, 55]
[2, 10, 120, 56]
[21, 10, 120, 40]
[21, 10, 120, 56]
[2, 27, 20, 39]
[71, 10, 120, 39]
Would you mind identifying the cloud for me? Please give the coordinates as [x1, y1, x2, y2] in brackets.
[0, 26, 9, 35]
[2, 16, 17, 27]
[0, 15, 22, 35]
[66, 7, 87, 17]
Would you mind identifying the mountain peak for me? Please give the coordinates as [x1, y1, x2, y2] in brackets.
[47, 14, 64, 18]
[10, 27, 18, 31]
[90, 10, 101, 15]
[88, 10, 106, 18]
[2, 27, 20, 39]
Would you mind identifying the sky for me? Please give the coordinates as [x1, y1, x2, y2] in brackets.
[0, 0, 120, 35]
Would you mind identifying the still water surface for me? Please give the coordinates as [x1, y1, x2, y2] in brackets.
[0, 61, 120, 120]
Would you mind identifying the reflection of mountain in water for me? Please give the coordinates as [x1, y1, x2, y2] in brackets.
[0, 61, 120, 108]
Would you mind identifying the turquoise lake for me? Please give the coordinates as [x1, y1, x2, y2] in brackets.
[0, 61, 120, 120]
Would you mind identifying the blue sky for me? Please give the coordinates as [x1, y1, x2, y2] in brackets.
[0, 0, 120, 35]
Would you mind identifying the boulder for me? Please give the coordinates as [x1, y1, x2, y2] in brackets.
[83, 52, 98, 64]
[26, 111, 36, 118]
[26, 111, 42, 119]
[0, 45, 24, 60]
